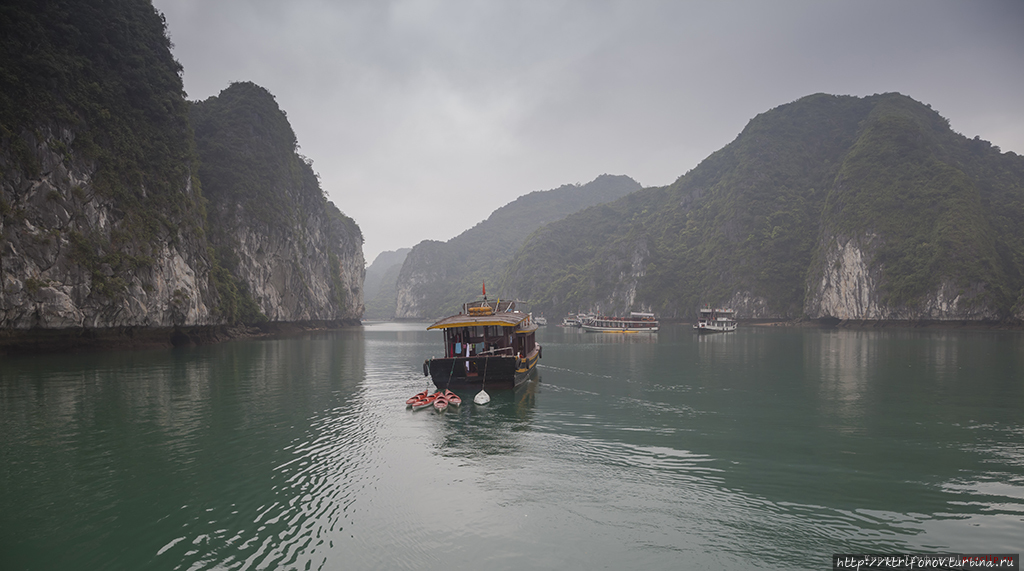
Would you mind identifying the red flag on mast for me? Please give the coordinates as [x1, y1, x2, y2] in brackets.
[482, 281, 486, 296]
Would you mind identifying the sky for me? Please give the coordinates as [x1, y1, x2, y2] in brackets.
[152, 0, 1024, 266]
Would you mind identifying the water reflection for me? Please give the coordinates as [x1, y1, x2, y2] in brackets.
[0, 329, 369, 571]
[427, 372, 541, 463]
[578, 332, 658, 343]
[3, 325, 1024, 570]
[807, 330, 872, 434]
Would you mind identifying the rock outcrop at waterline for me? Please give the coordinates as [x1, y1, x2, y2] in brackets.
[0, 1, 363, 344]
[805, 235, 1002, 322]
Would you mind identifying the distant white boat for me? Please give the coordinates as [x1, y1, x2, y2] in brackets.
[694, 306, 737, 333]
[580, 312, 659, 333]
[534, 316, 548, 326]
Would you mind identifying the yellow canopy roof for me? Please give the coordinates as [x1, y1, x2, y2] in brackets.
[427, 312, 528, 330]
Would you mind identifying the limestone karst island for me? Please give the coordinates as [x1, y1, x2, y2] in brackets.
[4, 0, 1024, 357]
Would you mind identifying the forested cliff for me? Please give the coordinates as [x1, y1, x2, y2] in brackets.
[363, 248, 410, 320]
[502, 94, 1024, 322]
[191, 83, 364, 324]
[395, 174, 641, 319]
[0, 0, 362, 347]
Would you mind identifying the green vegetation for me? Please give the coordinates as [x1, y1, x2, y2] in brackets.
[207, 247, 266, 325]
[363, 248, 411, 320]
[503, 93, 1024, 319]
[0, 0, 206, 303]
[68, 229, 153, 300]
[191, 82, 304, 228]
[0, 0, 203, 232]
[191, 82, 362, 321]
[1, 1, 363, 327]
[399, 174, 641, 317]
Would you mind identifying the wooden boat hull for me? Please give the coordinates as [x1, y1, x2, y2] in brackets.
[580, 323, 658, 333]
[425, 346, 540, 390]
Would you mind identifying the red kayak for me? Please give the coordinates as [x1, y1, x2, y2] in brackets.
[443, 390, 461, 407]
[406, 389, 429, 406]
[433, 393, 449, 413]
[411, 392, 439, 411]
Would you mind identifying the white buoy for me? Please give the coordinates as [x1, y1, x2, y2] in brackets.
[474, 389, 490, 405]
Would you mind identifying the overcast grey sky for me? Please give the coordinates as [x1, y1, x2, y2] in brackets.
[152, 0, 1024, 265]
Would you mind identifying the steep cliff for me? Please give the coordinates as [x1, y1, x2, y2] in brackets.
[395, 174, 641, 319]
[363, 248, 410, 320]
[804, 95, 1015, 321]
[0, 0, 216, 330]
[191, 82, 364, 323]
[0, 1, 364, 347]
[503, 93, 1024, 322]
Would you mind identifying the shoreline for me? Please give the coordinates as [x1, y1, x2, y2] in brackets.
[0, 319, 362, 356]
[741, 318, 1024, 331]
[5, 317, 1021, 355]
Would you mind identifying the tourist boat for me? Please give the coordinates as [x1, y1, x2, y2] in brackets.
[422, 297, 541, 390]
[580, 312, 659, 333]
[694, 306, 737, 333]
[535, 316, 548, 326]
[561, 314, 581, 327]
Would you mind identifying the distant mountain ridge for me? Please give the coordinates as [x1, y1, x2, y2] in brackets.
[363, 248, 411, 320]
[501, 93, 1024, 322]
[395, 174, 642, 319]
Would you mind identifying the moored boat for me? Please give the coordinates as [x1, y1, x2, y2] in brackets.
[422, 297, 541, 390]
[410, 392, 439, 410]
[433, 393, 449, 412]
[694, 306, 737, 333]
[580, 312, 659, 333]
[406, 389, 429, 406]
[443, 389, 461, 407]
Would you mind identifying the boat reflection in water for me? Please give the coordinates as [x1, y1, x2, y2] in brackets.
[582, 331, 659, 344]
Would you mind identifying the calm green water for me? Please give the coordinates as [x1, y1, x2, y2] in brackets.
[1, 324, 1022, 570]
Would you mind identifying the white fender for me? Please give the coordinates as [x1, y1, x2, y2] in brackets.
[474, 390, 490, 405]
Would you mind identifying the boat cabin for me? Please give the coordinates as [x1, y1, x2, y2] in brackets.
[442, 323, 535, 359]
[424, 298, 541, 388]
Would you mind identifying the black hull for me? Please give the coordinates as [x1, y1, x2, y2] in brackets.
[425, 348, 540, 390]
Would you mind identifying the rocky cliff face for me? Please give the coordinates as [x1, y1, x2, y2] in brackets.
[192, 83, 364, 324]
[1, 130, 216, 331]
[394, 241, 449, 319]
[0, 117, 363, 334]
[1, 0, 221, 333]
[805, 235, 884, 320]
[805, 234, 1001, 321]
[209, 199, 364, 323]
[590, 234, 653, 316]
[363, 248, 410, 320]
[0, 4, 363, 342]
